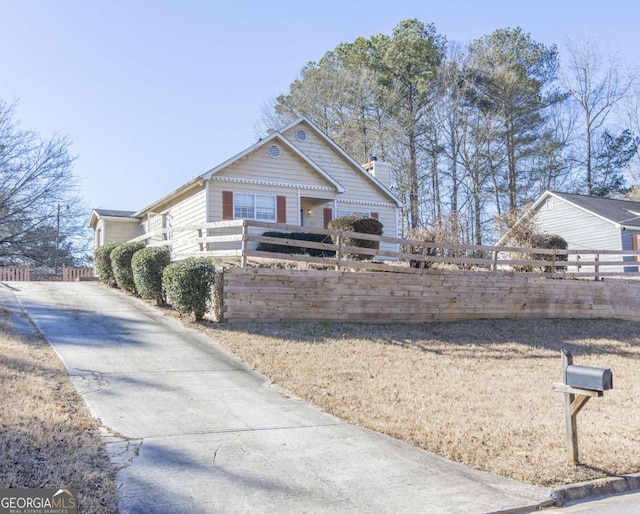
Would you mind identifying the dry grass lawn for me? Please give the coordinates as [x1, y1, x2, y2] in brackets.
[0, 308, 119, 513]
[197, 317, 640, 487]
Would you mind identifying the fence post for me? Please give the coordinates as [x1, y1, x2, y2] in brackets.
[562, 350, 579, 464]
[549, 250, 557, 277]
[335, 234, 343, 271]
[241, 221, 248, 268]
[594, 254, 600, 281]
[198, 228, 204, 253]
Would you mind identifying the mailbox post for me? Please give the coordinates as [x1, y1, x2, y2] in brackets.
[552, 349, 613, 464]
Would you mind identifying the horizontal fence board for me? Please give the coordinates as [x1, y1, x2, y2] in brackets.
[130, 219, 640, 279]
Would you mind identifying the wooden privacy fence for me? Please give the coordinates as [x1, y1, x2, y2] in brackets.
[131, 220, 640, 279]
[0, 267, 30, 281]
[62, 267, 95, 281]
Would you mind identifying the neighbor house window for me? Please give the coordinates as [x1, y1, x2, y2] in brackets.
[234, 193, 276, 221]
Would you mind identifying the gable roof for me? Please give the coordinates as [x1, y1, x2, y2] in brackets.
[280, 117, 403, 206]
[88, 209, 139, 228]
[125, 116, 402, 219]
[201, 128, 346, 193]
[537, 191, 640, 229]
[93, 209, 137, 218]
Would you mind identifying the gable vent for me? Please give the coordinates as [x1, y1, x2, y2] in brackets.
[268, 144, 281, 158]
[295, 129, 307, 142]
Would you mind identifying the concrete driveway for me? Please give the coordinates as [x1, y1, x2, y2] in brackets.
[1, 281, 551, 513]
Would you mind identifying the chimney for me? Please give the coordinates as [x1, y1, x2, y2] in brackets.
[363, 158, 391, 189]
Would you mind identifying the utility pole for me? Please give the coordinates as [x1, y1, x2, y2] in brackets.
[54, 203, 60, 272]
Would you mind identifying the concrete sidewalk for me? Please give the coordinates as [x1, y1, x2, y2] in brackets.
[1, 281, 551, 513]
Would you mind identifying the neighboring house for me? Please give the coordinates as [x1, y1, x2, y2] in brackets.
[517, 191, 640, 272]
[89, 116, 402, 256]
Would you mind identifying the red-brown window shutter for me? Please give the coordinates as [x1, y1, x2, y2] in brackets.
[277, 196, 286, 223]
[371, 212, 379, 220]
[323, 208, 333, 228]
[222, 191, 233, 220]
[633, 233, 639, 262]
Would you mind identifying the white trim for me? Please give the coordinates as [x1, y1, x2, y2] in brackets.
[210, 175, 335, 192]
[545, 192, 621, 228]
[205, 180, 210, 223]
[233, 192, 277, 222]
[96, 216, 139, 222]
[202, 132, 345, 193]
[337, 198, 396, 208]
[268, 144, 281, 158]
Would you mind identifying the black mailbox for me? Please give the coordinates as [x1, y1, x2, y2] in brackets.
[566, 365, 613, 392]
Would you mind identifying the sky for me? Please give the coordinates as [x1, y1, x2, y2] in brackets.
[1, 0, 640, 217]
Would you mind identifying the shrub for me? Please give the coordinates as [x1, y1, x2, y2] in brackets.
[406, 228, 438, 269]
[131, 246, 171, 305]
[162, 258, 216, 321]
[111, 241, 145, 292]
[530, 233, 569, 272]
[256, 231, 335, 257]
[328, 215, 383, 260]
[94, 242, 122, 287]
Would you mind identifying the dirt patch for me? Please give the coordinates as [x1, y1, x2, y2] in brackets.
[0, 308, 119, 513]
[198, 317, 640, 487]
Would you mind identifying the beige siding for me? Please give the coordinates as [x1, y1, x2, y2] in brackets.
[208, 180, 299, 224]
[215, 142, 336, 191]
[282, 123, 394, 206]
[282, 122, 399, 251]
[104, 220, 139, 244]
[336, 199, 398, 256]
[168, 188, 207, 254]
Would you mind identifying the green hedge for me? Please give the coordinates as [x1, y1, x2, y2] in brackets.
[531, 233, 568, 272]
[111, 241, 145, 292]
[256, 231, 335, 257]
[94, 242, 122, 287]
[162, 258, 216, 321]
[131, 246, 171, 305]
[327, 215, 383, 260]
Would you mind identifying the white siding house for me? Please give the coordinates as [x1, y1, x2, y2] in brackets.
[519, 191, 640, 272]
[89, 117, 402, 255]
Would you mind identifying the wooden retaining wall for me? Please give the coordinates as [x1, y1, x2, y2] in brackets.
[223, 268, 640, 323]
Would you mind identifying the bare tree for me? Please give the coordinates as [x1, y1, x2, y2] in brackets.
[0, 98, 89, 267]
[561, 33, 636, 194]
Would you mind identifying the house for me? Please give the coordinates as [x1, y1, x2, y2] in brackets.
[89, 116, 402, 256]
[88, 209, 139, 249]
[518, 191, 640, 272]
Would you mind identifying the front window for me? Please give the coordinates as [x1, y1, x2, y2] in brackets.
[234, 193, 276, 221]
